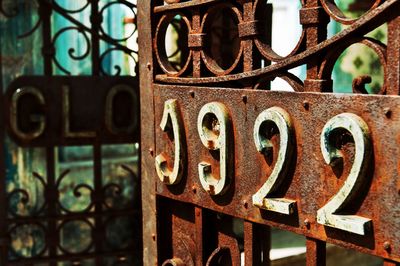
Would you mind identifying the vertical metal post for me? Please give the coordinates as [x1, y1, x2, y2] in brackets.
[241, 0, 261, 90]
[0, 19, 8, 266]
[138, 0, 158, 265]
[242, 0, 256, 73]
[41, 1, 57, 265]
[303, 0, 330, 92]
[191, 8, 202, 78]
[306, 237, 326, 266]
[195, 207, 204, 266]
[244, 221, 271, 266]
[386, 15, 400, 95]
[90, 1, 104, 265]
[91, 0, 100, 76]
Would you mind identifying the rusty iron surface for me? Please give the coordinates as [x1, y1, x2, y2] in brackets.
[154, 85, 400, 262]
[145, 0, 400, 264]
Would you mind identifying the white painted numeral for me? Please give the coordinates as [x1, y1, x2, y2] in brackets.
[155, 99, 186, 185]
[197, 102, 232, 195]
[252, 107, 296, 215]
[318, 113, 372, 235]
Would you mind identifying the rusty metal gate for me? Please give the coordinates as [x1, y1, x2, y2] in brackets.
[0, 0, 141, 265]
[139, 0, 400, 265]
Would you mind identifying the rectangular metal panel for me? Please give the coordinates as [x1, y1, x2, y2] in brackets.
[4, 76, 139, 146]
[154, 84, 400, 262]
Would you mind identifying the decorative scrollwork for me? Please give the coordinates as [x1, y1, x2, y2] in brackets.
[102, 164, 138, 210]
[57, 219, 94, 255]
[100, 47, 137, 76]
[153, 0, 399, 95]
[0, 0, 42, 39]
[99, 0, 137, 42]
[319, 37, 387, 94]
[56, 169, 95, 214]
[8, 222, 48, 259]
[7, 172, 47, 218]
[52, 0, 90, 14]
[52, 26, 92, 75]
[253, 0, 306, 61]
[320, 0, 382, 25]
[0, 0, 19, 18]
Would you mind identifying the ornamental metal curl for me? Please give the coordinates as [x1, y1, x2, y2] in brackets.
[153, 0, 400, 94]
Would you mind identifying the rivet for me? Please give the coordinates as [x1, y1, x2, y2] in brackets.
[304, 219, 310, 228]
[189, 90, 195, 98]
[242, 95, 248, 104]
[192, 185, 197, 194]
[152, 234, 156, 241]
[384, 108, 392, 118]
[147, 62, 152, 70]
[383, 241, 391, 251]
[303, 101, 310, 111]
[243, 200, 248, 209]
[149, 148, 154, 157]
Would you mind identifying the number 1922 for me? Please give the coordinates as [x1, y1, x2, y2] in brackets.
[155, 99, 372, 236]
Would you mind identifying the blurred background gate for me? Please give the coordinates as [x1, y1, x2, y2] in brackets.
[0, 0, 141, 265]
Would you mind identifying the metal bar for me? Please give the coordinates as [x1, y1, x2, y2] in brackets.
[50, 3, 136, 56]
[242, 0, 255, 73]
[384, 260, 400, 266]
[191, 8, 202, 78]
[8, 249, 134, 265]
[244, 221, 271, 266]
[91, 0, 100, 76]
[138, 0, 158, 265]
[45, 147, 57, 266]
[93, 144, 104, 266]
[306, 237, 326, 266]
[90, 1, 103, 265]
[195, 207, 204, 265]
[41, 1, 57, 265]
[0, 20, 8, 266]
[41, 0, 53, 76]
[304, 0, 329, 92]
[386, 15, 400, 95]
[7, 209, 139, 223]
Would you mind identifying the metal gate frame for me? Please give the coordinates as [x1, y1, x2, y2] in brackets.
[139, 0, 400, 265]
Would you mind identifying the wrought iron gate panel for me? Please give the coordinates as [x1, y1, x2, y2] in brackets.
[139, 0, 400, 265]
[0, 0, 141, 265]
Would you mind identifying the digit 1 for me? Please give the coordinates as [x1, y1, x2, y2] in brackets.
[197, 102, 232, 195]
[155, 99, 186, 185]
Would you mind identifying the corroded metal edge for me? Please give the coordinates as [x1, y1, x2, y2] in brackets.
[138, 0, 157, 265]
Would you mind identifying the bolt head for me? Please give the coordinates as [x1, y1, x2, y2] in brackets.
[303, 101, 310, 110]
[383, 241, 391, 251]
[304, 219, 310, 228]
[384, 108, 392, 118]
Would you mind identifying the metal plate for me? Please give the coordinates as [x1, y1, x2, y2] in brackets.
[154, 84, 400, 262]
[4, 76, 139, 146]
